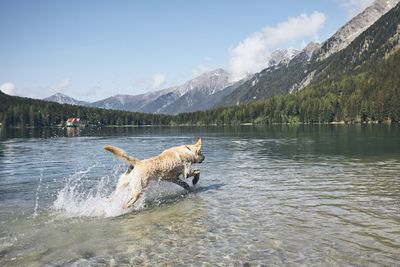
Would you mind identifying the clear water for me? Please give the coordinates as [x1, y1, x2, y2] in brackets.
[0, 125, 399, 266]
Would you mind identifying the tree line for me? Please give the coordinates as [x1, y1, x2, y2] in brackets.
[1, 50, 399, 127]
[0, 93, 174, 127]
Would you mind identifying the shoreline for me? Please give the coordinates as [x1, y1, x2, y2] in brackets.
[0, 120, 398, 129]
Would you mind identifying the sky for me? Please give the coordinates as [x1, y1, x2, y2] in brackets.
[0, 0, 374, 101]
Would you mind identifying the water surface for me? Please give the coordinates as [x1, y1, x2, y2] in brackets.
[0, 125, 399, 266]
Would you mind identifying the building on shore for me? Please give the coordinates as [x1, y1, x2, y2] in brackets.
[65, 117, 81, 127]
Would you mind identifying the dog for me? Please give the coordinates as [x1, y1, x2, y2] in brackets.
[104, 138, 204, 209]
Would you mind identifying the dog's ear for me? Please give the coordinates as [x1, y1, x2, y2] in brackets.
[195, 137, 202, 149]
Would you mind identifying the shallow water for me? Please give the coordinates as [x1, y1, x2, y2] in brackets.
[0, 125, 399, 266]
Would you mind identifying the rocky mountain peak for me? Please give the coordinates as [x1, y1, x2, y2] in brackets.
[268, 48, 300, 66]
[302, 42, 321, 59]
[316, 0, 400, 61]
[44, 93, 88, 106]
[177, 68, 231, 96]
[191, 68, 229, 81]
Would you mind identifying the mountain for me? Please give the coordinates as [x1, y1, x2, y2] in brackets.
[92, 69, 233, 114]
[162, 77, 247, 114]
[216, 0, 400, 107]
[268, 48, 300, 66]
[316, 0, 400, 61]
[43, 69, 233, 114]
[218, 42, 320, 106]
[153, 69, 233, 114]
[313, 4, 400, 73]
[90, 88, 175, 112]
[44, 93, 89, 106]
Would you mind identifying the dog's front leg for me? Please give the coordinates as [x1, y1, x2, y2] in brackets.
[172, 178, 191, 191]
[187, 168, 200, 185]
[184, 165, 200, 185]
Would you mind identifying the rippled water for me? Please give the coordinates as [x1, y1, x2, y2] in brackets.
[0, 125, 399, 266]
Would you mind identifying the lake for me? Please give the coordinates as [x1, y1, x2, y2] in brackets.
[0, 125, 399, 266]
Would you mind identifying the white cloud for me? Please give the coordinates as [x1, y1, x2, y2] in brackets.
[339, 0, 374, 18]
[53, 78, 71, 92]
[0, 82, 16, 95]
[151, 73, 166, 89]
[229, 11, 326, 81]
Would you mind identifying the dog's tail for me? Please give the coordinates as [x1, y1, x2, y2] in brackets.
[104, 145, 140, 166]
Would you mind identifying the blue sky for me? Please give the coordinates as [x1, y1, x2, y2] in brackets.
[0, 0, 374, 101]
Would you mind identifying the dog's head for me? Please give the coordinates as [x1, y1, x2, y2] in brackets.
[185, 138, 205, 163]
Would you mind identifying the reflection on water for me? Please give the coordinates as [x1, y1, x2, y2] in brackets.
[66, 127, 81, 137]
[0, 125, 399, 266]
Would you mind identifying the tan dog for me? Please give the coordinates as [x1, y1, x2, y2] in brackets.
[104, 138, 204, 209]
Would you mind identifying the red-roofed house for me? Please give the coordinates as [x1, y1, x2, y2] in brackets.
[66, 117, 81, 127]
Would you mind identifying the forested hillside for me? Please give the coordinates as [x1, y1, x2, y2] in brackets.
[175, 49, 400, 124]
[0, 92, 173, 127]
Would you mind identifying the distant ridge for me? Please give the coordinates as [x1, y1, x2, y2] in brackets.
[44, 93, 89, 106]
[90, 69, 234, 114]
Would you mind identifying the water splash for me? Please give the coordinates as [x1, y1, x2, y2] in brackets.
[32, 170, 43, 217]
[33, 145, 47, 218]
[52, 165, 186, 218]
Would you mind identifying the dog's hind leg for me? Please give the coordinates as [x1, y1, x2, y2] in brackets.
[123, 177, 148, 209]
[108, 174, 130, 202]
[116, 174, 130, 190]
[172, 179, 191, 190]
[124, 190, 143, 209]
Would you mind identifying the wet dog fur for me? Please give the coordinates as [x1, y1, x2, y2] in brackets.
[104, 138, 204, 209]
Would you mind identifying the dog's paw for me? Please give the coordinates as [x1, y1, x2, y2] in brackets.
[192, 172, 200, 185]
